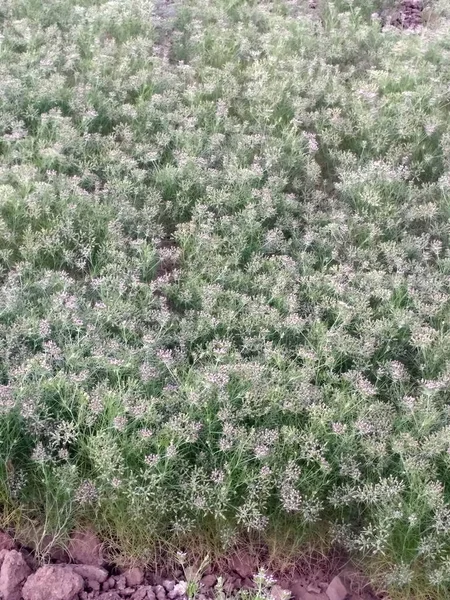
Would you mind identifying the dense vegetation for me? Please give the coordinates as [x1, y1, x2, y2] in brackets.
[1, 0, 450, 594]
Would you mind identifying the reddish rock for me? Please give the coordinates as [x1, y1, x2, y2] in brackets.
[22, 565, 83, 600]
[125, 567, 144, 587]
[326, 576, 349, 600]
[67, 530, 103, 566]
[72, 564, 108, 583]
[0, 532, 15, 551]
[0, 549, 31, 600]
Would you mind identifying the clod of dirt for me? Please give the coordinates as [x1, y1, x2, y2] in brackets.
[22, 565, 83, 600]
[0, 549, 31, 600]
[326, 575, 350, 600]
[68, 531, 104, 566]
[72, 564, 108, 583]
[125, 567, 144, 587]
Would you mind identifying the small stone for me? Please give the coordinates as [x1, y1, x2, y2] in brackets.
[122, 588, 138, 596]
[22, 565, 83, 600]
[0, 550, 31, 600]
[72, 564, 108, 583]
[125, 567, 144, 587]
[67, 530, 103, 566]
[201, 574, 217, 589]
[88, 579, 101, 591]
[131, 587, 150, 600]
[98, 593, 122, 600]
[307, 584, 321, 594]
[326, 576, 349, 600]
[115, 574, 127, 590]
[107, 576, 116, 588]
[0, 532, 15, 551]
[163, 580, 175, 592]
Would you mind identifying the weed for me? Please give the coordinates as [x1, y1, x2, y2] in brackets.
[0, 0, 450, 595]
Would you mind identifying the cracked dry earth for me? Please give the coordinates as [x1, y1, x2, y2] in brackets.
[0, 530, 383, 600]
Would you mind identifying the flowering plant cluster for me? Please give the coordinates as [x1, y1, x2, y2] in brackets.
[1, 0, 450, 594]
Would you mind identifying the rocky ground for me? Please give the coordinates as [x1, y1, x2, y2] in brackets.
[0, 530, 383, 600]
[389, 0, 424, 28]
